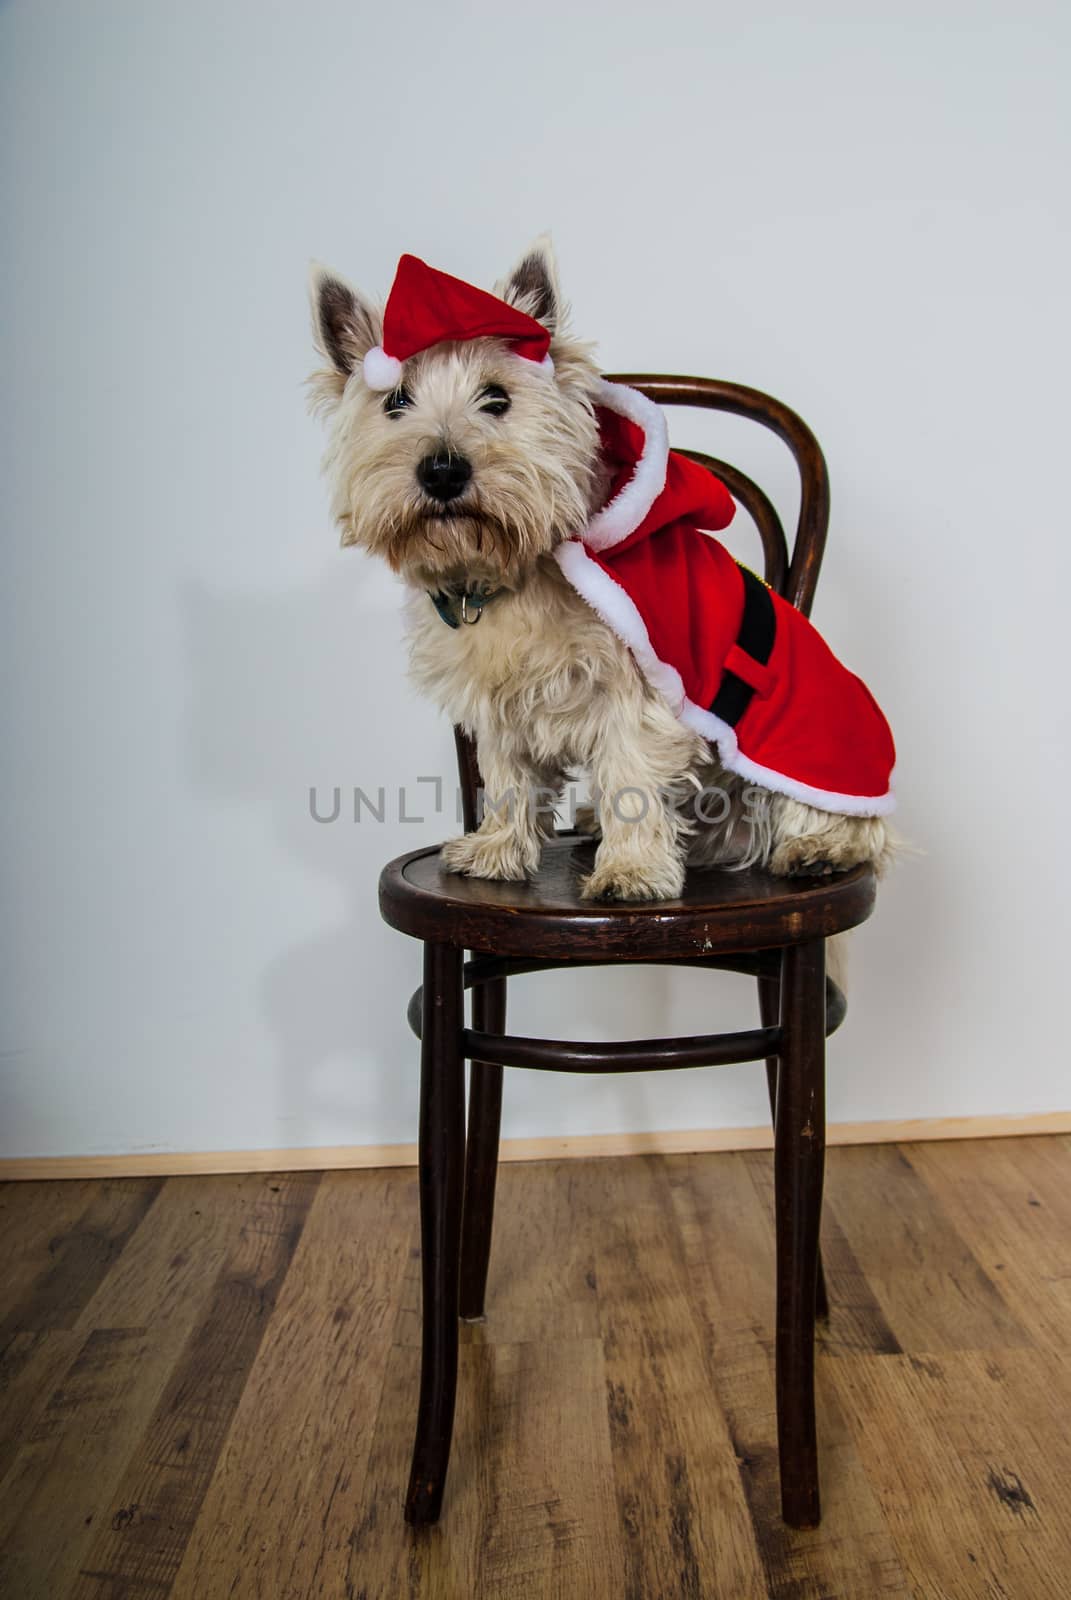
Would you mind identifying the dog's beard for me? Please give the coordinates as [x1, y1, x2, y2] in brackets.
[378, 498, 556, 588]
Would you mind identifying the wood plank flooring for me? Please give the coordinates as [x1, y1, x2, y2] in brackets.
[1, 1137, 1069, 1598]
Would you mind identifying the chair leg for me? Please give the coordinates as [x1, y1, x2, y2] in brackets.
[405, 942, 465, 1527]
[773, 939, 826, 1529]
[759, 971, 829, 1322]
[459, 976, 506, 1321]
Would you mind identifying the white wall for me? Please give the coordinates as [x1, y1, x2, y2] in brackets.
[2, 1, 1068, 1161]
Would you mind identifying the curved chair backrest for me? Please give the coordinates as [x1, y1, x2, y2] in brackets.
[454, 373, 831, 826]
[606, 373, 830, 614]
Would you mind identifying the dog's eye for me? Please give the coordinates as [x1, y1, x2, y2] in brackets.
[478, 384, 511, 417]
[384, 386, 413, 417]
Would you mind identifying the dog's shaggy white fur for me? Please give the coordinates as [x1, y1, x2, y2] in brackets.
[310, 239, 890, 901]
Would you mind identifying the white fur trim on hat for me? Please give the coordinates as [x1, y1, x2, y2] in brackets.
[363, 346, 404, 390]
[540, 352, 555, 376]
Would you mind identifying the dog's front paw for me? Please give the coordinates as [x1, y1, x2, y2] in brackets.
[440, 831, 537, 883]
[580, 853, 685, 902]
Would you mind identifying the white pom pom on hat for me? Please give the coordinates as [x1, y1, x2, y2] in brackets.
[362, 346, 405, 391]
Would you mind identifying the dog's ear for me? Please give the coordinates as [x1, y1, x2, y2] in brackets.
[499, 235, 560, 333]
[309, 263, 381, 376]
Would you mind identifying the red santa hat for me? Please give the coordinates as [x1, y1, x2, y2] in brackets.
[362, 253, 555, 390]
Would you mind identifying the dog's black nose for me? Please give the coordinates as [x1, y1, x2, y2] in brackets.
[417, 450, 472, 503]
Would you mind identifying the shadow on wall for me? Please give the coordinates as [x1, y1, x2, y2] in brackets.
[181, 566, 436, 1149]
[180, 565, 693, 1150]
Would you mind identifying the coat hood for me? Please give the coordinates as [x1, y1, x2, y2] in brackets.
[579, 380, 736, 557]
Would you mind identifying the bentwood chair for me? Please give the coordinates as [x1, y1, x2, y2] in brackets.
[378, 374, 879, 1530]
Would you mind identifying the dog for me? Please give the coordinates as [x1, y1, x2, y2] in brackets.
[309, 239, 894, 901]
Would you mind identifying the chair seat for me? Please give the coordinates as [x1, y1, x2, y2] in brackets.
[379, 835, 876, 959]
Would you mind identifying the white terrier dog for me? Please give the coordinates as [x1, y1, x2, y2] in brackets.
[309, 240, 894, 901]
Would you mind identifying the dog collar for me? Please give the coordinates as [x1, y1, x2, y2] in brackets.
[427, 583, 502, 629]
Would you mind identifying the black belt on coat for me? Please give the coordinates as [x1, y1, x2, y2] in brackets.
[709, 564, 777, 727]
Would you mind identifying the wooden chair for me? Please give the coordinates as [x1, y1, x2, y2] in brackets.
[378, 374, 879, 1531]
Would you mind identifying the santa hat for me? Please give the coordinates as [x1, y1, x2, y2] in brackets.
[362, 253, 555, 390]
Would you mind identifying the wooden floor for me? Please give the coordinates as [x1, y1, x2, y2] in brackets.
[1, 1138, 1069, 1599]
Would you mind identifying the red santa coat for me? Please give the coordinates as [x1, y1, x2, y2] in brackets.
[555, 381, 896, 816]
